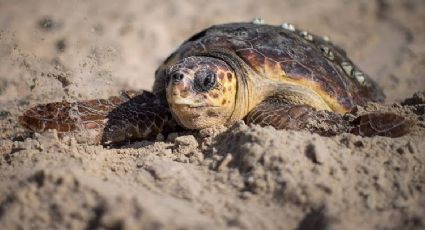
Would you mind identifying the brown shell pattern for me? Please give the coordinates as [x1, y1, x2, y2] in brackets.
[160, 23, 385, 112]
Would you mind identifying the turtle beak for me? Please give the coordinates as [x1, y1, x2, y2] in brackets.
[172, 98, 206, 107]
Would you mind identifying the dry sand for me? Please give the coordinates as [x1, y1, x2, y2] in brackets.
[0, 0, 425, 229]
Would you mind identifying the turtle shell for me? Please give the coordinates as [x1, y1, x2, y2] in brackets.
[155, 22, 385, 113]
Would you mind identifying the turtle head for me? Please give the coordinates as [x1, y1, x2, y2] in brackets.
[166, 56, 237, 129]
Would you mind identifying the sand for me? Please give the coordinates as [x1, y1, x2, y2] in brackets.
[0, 0, 424, 229]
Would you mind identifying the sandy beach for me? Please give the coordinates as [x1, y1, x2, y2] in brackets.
[0, 0, 424, 229]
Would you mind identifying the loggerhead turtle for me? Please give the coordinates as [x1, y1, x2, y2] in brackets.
[19, 21, 411, 145]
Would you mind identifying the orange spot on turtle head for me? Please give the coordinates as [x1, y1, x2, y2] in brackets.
[227, 72, 233, 81]
[211, 92, 219, 99]
[218, 72, 225, 81]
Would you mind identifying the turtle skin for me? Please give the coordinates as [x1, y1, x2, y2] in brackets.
[19, 22, 411, 144]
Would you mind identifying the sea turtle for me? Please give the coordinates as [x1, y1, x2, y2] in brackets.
[19, 21, 411, 145]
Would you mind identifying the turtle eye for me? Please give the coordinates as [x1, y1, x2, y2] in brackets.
[170, 72, 184, 83]
[194, 71, 216, 92]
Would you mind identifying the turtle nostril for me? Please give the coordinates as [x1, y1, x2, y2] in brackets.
[172, 73, 184, 83]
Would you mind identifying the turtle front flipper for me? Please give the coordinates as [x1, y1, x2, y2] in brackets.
[245, 100, 411, 137]
[244, 101, 348, 136]
[349, 113, 411, 138]
[101, 91, 179, 145]
[19, 91, 179, 145]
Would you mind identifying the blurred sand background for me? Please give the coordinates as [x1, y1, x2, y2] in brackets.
[0, 0, 424, 229]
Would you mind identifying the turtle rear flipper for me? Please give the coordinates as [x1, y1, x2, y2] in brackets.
[349, 113, 411, 138]
[245, 100, 411, 137]
[19, 91, 178, 145]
